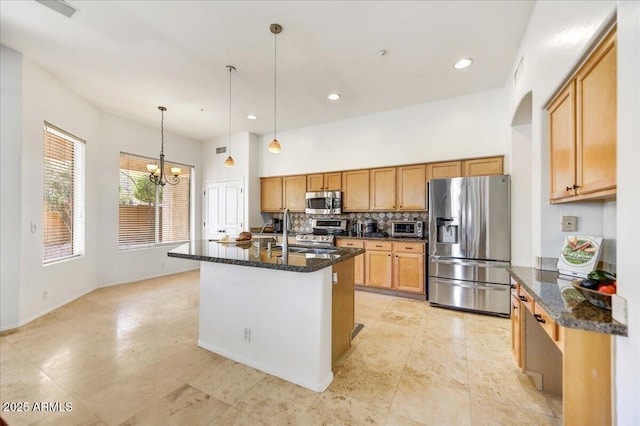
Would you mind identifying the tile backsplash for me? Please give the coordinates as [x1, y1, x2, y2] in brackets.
[271, 211, 429, 234]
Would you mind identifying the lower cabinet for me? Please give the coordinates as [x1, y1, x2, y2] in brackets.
[365, 241, 393, 289]
[336, 239, 364, 285]
[338, 239, 425, 294]
[510, 288, 522, 368]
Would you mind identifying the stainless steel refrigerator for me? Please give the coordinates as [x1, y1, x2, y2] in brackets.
[428, 175, 511, 317]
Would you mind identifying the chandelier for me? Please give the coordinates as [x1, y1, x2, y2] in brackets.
[147, 106, 181, 186]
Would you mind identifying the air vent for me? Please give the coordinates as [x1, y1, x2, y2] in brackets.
[36, 0, 77, 18]
[215, 146, 227, 154]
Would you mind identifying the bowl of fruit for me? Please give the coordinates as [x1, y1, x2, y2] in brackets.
[572, 270, 617, 310]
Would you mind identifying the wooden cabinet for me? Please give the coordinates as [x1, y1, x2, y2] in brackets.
[427, 161, 462, 181]
[364, 241, 393, 288]
[370, 167, 396, 210]
[511, 291, 522, 368]
[282, 175, 306, 212]
[342, 169, 370, 211]
[260, 177, 283, 212]
[392, 242, 425, 293]
[549, 81, 577, 201]
[331, 258, 355, 367]
[336, 239, 365, 285]
[397, 165, 426, 210]
[307, 172, 342, 191]
[548, 27, 617, 203]
[463, 156, 503, 177]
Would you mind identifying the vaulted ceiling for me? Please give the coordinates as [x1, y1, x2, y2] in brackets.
[1, 1, 535, 141]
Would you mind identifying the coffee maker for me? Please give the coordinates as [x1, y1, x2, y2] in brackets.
[273, 218, 283, 233]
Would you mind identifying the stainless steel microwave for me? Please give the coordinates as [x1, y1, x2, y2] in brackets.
[305, 191, 342, 215]
[390, 220, 424, 238]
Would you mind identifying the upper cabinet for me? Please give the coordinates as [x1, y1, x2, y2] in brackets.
[397, 164, 426, 210]
[283, 175, 307, 212]
[260, 177, 283, 212]
[342, 169, 370, 211]
[260, 175, 306, 212]
[463, 157, 504, 177]
[370, 167, 397, 210]
[307, 172, 342, 191]
[427, 161, 462, 181]
[548, 26, 617, 203]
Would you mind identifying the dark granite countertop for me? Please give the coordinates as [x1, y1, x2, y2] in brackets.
[168, 240, 365, 273]
[509, 266, 627, 336]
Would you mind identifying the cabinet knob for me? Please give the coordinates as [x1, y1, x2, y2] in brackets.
[573, 184, 580, 190]
[519, 295, 527, 302]
[565, 186, 572, 191]
[534, 314, 546, 324]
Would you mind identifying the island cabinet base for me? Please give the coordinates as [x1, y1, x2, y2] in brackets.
[198, 261, 335, 392]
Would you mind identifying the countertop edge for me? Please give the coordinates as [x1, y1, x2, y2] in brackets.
[508, 267, 628, 337]
[168, 247, 365, 273]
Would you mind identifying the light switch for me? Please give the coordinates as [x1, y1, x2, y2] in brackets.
[30, 223, 37, 233]
[562, 216, 577, 232]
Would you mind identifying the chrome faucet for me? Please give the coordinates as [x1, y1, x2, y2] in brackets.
[255, 221, 276, 250]
[282, 208, 291, 255]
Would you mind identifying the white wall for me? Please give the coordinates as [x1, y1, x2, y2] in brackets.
[0, 54, 202, 330]
[19, 58, 101, 325]
[258, 88, 510, 177]
[0, 45, 22, 328]
[507, 1, 616, 261]
[96, 114, 201, 287]
[615, 1, 640, 423]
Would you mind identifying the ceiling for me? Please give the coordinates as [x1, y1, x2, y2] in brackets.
[0, 1, 535, 141]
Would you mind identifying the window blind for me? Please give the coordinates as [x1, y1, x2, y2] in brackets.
[43, 123, 85, 263]
[118, 152, 191, 248]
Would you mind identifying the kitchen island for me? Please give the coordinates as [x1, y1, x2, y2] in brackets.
[168, 240, 364, 392]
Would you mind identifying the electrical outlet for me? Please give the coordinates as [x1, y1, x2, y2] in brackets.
[30, 223, 37, 233]
[243, 328, 251, 343]
[562, 216, 577, 232]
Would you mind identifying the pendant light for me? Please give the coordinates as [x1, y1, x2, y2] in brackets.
[147, 106, 181, 186]
[224, 65, 236, 167]
[268, 23, 282, 154]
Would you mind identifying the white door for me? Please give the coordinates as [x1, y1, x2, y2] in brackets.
[204, 178, 244, 240]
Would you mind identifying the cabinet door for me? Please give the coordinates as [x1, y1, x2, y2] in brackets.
[307, 174, 323, 192]
[260, 177, 283, 212]
[397, 165, 426, 210]
[365, 250, 393, 288]
[393, 252, 425, 293]
[370, 167, 396, 210]
[336, 239, 364, 285]
[283, 175, 306, 212]
[324, 172, 342, 191]
[511, 293, 522, 368]
[463, 157, 504, 177]
[548, 81, 577, 201]
[576, 29, 617, 197]
[427, 161, 462, 181]
[342, 170, 370, 211]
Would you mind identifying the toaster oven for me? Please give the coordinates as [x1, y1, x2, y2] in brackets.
[390, 221, 424, 238]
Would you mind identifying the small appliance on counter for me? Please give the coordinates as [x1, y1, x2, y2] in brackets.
[273, 217, 283, 233]
[390, 220, 424, 238]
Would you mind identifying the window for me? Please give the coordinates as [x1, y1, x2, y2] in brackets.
[118, 152, 191, 248]
[42, 123, 86, 263]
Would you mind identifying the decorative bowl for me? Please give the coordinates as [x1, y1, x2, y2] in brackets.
[572, 281, 612, 310]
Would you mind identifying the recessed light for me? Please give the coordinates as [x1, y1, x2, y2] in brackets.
[327, 93, 341, 101]
[246, 114, 258, 120]
[454, 58, 473, 69]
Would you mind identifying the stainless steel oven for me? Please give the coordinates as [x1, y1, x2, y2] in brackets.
[305, 191, 342, 215]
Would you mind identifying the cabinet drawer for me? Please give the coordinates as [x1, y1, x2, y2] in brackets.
[365, 241, 393, 251]
[336, 239, 365, 249]
[392, 242, 425, 254]
[533, 303, 557, 341]
[518, 287, 535, 312]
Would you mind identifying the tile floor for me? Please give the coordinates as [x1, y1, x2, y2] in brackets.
[0, 270, 562, 425]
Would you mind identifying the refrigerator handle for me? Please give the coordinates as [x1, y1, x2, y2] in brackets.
[431, 257, 510, 268]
